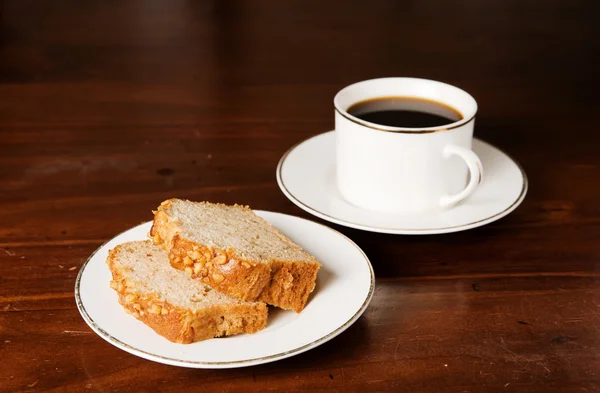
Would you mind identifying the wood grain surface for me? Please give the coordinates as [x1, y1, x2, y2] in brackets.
[1, 0, 600, 391]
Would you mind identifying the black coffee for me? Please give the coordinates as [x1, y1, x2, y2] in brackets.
[347, 96, 462, 128]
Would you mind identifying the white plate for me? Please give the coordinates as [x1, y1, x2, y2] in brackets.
[277, 131, 527, 235]
[75, 211, 374, 368]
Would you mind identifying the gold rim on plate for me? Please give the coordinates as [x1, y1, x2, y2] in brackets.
[75, 216, 375, 367]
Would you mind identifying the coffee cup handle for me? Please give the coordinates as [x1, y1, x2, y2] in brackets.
[439, 145, 483, 209]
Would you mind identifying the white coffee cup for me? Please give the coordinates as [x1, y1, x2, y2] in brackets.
[334, 77, 482, 213]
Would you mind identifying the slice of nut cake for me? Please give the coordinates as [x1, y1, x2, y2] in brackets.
[150, 199, 321, 313]
[107, 240, 267, 343]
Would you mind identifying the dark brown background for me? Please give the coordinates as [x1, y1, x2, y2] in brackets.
[1, 1, 600, 392]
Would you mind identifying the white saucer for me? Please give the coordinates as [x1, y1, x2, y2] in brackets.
[277, 131, 527, 235]
[75, 211, 374, 369]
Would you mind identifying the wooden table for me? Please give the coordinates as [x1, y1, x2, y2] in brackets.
[1, 1, 599, 391]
